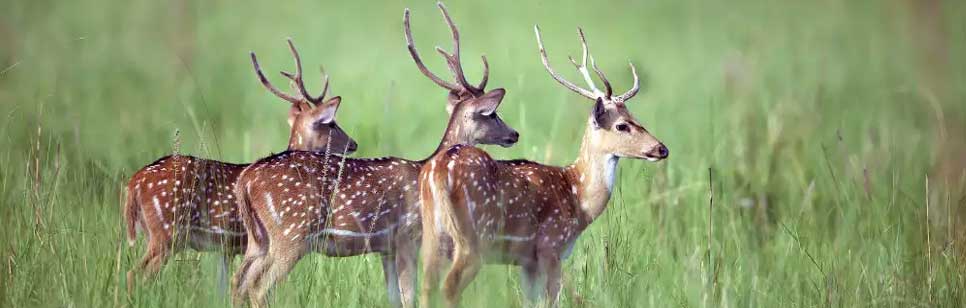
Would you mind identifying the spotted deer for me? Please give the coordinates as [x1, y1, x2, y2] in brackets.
[230, 4, 518, 308]
[123, 39, 356, 283]
[418, 26, 669, 307]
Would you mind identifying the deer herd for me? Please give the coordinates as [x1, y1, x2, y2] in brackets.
[123, 3, 667, 308]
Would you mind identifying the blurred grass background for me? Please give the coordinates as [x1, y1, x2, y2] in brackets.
[1, 0, 965, 307]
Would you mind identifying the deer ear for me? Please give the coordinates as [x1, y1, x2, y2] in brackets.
[591, 98, 607, 128]
[473, 88, 506, 116]
[314, 96, 342, 124]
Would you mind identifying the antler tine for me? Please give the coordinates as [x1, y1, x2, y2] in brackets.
[435, 2, 485, 94]
[437, 2, 459, 61]
[434, 46, 464, 88]
[404, 8, 460, 92]
[534, 25, 598, 100]
[250, 51, 302, 104]
[282, 38, 329, 105]
[590, 55, 613, 98]
[282, 39, 328, 105]
[572, 28, 605, 97]
[281, 66, 330, 105]
[318, 68, 330, 102]
[477, 55, 489, 90]
[286, 38, 303, 85]
[614, 62, 640, 103]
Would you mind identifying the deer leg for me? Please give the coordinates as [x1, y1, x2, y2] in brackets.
[441, 235, 481, 308]
[234, 254, 268, 305]
[143, 250, 171, 279]
[216, 253, 231, 297]
[419, 226, 442, 308]
[519, 261, 545, 305]
[139, 238, 173, 280]
[130, 227, 160, 272]
[438, 188, 483, 308]
[127, 238, 159, 291]
[245, 255, 274, 308]
[130, 247, 154, 276]
[395, 240, 418, 308]
[248, 248, 302, 308]
[538, 255, 562, 308]
[230, 256, 251, 303]
[233, 229, 269, 302]
[127, 227, 168, 293]
[382, 254, 402, 308]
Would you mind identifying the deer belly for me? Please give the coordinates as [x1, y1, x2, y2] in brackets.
[306, 225, 396, 256]
[464, 203, 537, 263]
[187, 226, 245, 252]
[482, 239, 535, 265]
[186, 207, 246, 252]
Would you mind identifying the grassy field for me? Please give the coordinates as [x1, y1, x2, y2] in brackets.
[2, 0, 966, 307]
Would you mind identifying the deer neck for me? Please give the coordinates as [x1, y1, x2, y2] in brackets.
[286, 129, 305, 151]
[568, 124, 619, 224]
[430, 113, 473, 158]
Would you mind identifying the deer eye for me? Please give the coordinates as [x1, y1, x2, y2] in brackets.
[615, 123, 630, 132]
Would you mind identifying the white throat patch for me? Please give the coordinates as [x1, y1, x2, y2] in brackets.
[602, 155, 618, 193]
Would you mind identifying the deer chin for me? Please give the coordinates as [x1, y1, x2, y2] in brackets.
[345, 142, 359, 154]
[495, 138, 518, 148]
[617, 152, 661, 162]
[639, 146, 669, 162]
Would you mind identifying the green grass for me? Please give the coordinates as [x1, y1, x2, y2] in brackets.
[2, 0, 966, 307]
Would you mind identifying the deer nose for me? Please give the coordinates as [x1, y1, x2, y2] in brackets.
[655, 144, 669, 158]
[645, 143, 669, 160]
[347, 141, 358, 153]
[498, 131, 519, 148]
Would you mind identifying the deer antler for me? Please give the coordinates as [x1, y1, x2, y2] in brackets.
[279, 38, 329, 106]
[534, 25, 597, 100]
[404, 2, 488, 97]
[534, 25, 640, 103]
[565, 28, 608, 97]
[251, 39, 329, 107]
[251, 51, 302, 104]
[613, 63, 639, 103]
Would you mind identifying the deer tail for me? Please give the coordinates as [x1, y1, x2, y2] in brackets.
[123, 185, 140, 247]
[430, 158, 476, 251]
[237, 180, 268, 254]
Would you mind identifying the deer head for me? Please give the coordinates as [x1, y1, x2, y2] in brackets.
[250, 39, 358, 154]
[404, 3, 519, 148]
[535, 26, 668, 161]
